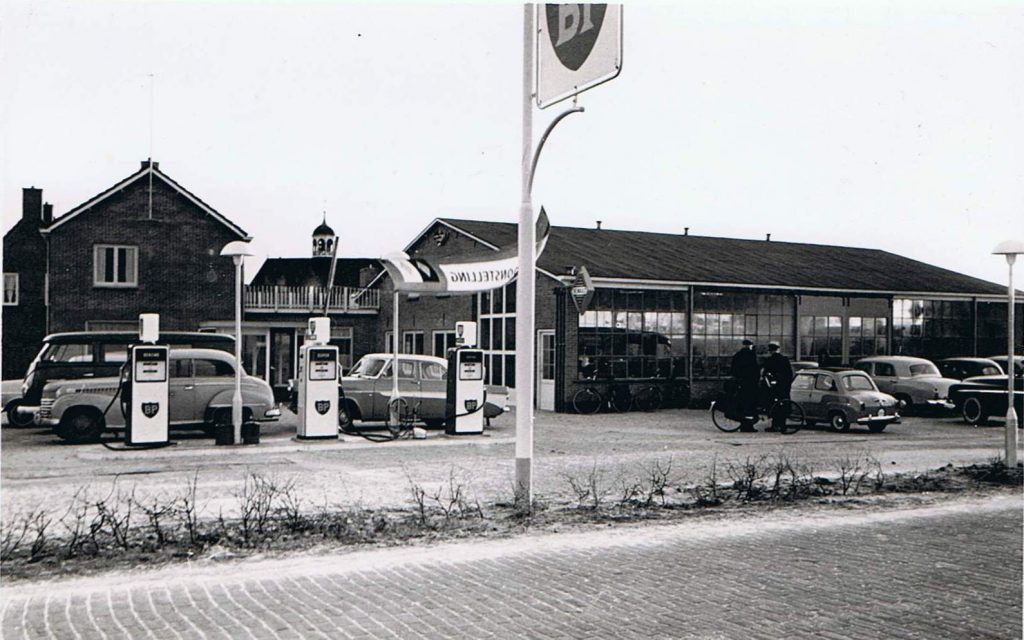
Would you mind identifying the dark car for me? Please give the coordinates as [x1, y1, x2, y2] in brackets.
[4, 331, 234, 427]
[936, 357, 1004, 381]
[789, 368, 901, 432]
[987, 355, 1024, 377]
[948, 374, 1024, 426]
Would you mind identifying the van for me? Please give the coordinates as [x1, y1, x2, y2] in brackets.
[4, 331, 234, 426]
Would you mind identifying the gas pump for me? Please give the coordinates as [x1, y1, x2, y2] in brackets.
[446, 345, 485, 435]
[297, 317, 339, 439]
[125, 314, 169, 446]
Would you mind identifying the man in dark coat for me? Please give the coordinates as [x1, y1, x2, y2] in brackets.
[730, 339, 760, 432]
[762, 340, 795, 431]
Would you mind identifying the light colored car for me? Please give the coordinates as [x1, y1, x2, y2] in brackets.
[790, 369, 900, 432]
[852, 356, 957, 412]
[36, 349, 279, 443]
[340, 353, 508, 427]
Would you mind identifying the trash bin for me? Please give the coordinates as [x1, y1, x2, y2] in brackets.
[214, 423, 233, 446]
[241, 422, 260, 445]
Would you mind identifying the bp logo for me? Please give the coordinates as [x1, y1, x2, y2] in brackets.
[315, 400, 331, 415]
[546, 4, 608, 71]
[464, 399, 478, 413]
[141, 402, 160, 419]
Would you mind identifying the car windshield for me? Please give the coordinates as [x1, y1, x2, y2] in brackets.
[842, 374, 876, 391]
[909, 363, 940, 376]
[348, 357, 387, 378]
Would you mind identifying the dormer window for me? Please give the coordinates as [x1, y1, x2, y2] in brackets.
[94, 245, 138, 287]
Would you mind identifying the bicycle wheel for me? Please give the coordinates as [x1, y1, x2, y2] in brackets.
[711, 398, 743, 432]
[609, 385, 632, 412]
[633, 385, 663, 412]
[573, 387, 603, 415]
[772, 400, 805, 434]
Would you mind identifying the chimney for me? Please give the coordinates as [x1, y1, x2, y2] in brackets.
[42, 203, 53, 226]
[766, 233, 772, 242]
[684, 227, 689, 236]
[22, 187, 42, 224]
[595, 220, 602, 230]
[141, 159, 159, 170]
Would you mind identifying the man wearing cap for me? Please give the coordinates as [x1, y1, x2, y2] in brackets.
[730, 339, 760, 432]
[762, 340, 795, 431]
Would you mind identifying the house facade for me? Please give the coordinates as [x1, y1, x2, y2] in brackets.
[2, 161, 248, 379]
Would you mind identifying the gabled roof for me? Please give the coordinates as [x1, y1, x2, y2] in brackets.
[438, 218, 1008, 297]
[42, 161, 249, 239]
[252, 257, 379, 288]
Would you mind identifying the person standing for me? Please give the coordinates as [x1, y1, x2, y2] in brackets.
[762, 340, 794, 431]
[730, 339, 759, 432]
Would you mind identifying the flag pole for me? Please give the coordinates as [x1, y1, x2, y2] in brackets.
[514, 2, 536, 509]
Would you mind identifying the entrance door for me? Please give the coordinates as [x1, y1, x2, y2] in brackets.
[269, 328, 295, 400]
[537, 330, 555, 411]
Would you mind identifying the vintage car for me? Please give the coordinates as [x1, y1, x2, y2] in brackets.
[948, 374, 1024, 426]
[936, 357, 1004, 381]
[35, 349, 278, 443]
[340, 353, 508, 428]
[852, 356, 957, 412]
[790, 368, 901, 432]
[5, 331, 234, 427]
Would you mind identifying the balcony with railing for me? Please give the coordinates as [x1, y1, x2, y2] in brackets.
[244, 285, 380, 314]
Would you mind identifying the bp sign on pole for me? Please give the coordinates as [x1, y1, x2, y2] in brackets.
[536, 4, 623, 109]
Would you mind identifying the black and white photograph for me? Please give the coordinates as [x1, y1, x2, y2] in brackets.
[2, 1, 1022, 638]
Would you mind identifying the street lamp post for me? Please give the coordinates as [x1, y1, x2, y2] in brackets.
[221, 240, 253, 445]
[992, 239, 1023, 468]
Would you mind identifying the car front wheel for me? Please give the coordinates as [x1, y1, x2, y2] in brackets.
[961, 397, 989, 427]
[829, 411, 850, 432]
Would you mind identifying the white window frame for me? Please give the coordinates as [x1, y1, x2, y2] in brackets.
[433, 330, 457, 358]
[93, 245, 138, 288]
[403, 330, 425, 355]
[3, 273, 18, 306]
[477, 281, 517, 387]
[330, 326, 355, 370]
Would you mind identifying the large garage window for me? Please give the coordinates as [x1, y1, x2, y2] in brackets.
[578, 289, 688, 380]
[893, 299, 971, 358]
[848, 316, 888, 360]
[799, 315, 842, 362]
[94, 245, 138, 287]
[692, 292, 794, 379]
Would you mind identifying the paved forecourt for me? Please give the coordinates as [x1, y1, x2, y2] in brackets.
[2, 493, 1020, 639]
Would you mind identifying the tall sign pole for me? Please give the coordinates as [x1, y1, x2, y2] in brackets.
[515, 3, 537, 506]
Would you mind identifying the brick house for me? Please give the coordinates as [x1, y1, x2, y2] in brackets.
[2, 160, 249, 379]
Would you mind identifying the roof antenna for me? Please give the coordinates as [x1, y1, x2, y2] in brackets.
[147, 73, 155, 220]
[596, 220, 602, 230]
[684, 227, 689, 236]
[766, 233, 771, 241]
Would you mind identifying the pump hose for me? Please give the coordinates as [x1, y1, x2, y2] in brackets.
[96, 361, 175, 451]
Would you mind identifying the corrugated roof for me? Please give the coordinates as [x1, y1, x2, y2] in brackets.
[252, 258, 379, 288]
[439, 218, 1007, 296]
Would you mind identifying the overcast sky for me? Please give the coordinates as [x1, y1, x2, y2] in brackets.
[2, 1, 1021, 287]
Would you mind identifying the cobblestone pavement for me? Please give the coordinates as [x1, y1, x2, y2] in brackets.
[3, 408, 1023, 519]
[2, 493, 1020, 639]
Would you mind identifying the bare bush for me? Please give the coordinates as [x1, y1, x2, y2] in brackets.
[561, 461, 611, 510]
[689, 455, 723, 507]
[235, 472, 281, 544]
[94, 483, 135, 551]
[640, 457, 675, 507]
[27, 509, 53, 562]
[275, 478, 305, 531]
[135, 493, 174, 549]
[1, 512, 30, 562]
[405, 469, 430, 526]
[726, 456, 767, 501]
[176, 471, 202, 546]
[59, 487, 93, 557]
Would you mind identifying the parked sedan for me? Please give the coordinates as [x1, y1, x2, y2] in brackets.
[936, 357, 1003, 381]
[948, 374, 1024, 426]
[341, 353, 508, 428]
[987, 355, 1024, 377]
[790, 369, 901, 432]
[852, 356, 957, 412]
[35, 349, 279, 443]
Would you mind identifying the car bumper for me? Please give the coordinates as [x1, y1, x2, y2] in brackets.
[856, 414, 901, 425]
[35, 416, 58, 427]
[264, 407, 281, 419]
[16, 404, 38, 417]
[926, 399, 956, 410]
